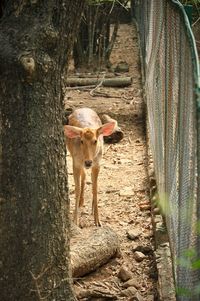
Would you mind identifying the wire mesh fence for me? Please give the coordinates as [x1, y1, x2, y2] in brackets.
[132, 1, 200, 300]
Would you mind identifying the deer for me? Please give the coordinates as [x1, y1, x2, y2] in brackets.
[64, 107, 116, 227]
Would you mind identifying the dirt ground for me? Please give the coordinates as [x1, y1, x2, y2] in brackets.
[64, 24, 158, 301]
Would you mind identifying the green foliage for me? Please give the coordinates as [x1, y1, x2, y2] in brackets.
[176, 238, 200, 297]
[195, 220, 200, 234]
[176, 286, 192, 297]
[177, 248, 197, 269]
[191, 258, 200, 270]
[176, 285, 200, 297]
[155, 193, 200, 298]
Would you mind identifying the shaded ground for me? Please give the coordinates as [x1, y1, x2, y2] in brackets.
[65, 23, 158, 300]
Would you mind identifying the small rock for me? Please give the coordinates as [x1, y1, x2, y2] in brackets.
[134, 291, 144, 301]
[153, 207, 160, 214]
[139, 201, 151, 211]
[120, 187, 133, 197]
[121, 286, 137, 297]
[122, 278, 140, 289]
[143, 231, 153, 238]
[146, 295, 154, 301]
[119, 158, 132, 165]
[132, 244, 153, 254]
[119, 221, 128, 226]
[126, 229, 141, 240]
[113, 61, 129, 73]
[118, 266, 133, 282]
[134, 251, 146, 262]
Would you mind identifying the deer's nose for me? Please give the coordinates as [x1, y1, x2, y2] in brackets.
[85, 160, 92, 168]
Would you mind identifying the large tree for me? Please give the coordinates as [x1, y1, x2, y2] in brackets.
[0, 1, 85, 300]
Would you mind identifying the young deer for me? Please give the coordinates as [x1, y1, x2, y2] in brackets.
[64, 108, 115, 226]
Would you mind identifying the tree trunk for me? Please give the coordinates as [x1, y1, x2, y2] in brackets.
[0, 1, 85, 300]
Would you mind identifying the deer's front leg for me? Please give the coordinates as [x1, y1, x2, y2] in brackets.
[79, 168, 86, 207]
[73, 164, 81, 226]
[92, 165, 101, 226]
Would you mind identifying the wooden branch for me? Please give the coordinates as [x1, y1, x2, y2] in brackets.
[89, 90, 122, 98]
[71, 226, 120, 278]
[65, 76, 132, 87]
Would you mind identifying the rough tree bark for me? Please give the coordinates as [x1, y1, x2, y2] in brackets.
[0, 1, 85, 300]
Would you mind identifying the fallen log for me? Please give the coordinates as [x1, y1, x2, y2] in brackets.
[101, 114, 124, 144]
[71, 226, 120, 278]
[65, 76, 132, 87]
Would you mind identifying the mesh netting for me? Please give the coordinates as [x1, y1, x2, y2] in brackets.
[132, 0, 200, 300]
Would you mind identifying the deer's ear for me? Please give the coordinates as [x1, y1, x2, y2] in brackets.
[64, 125, 82, 138]
[97, 122, 116, 137]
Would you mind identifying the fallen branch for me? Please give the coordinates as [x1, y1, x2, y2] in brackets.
[71, 226, 120, 278]
[65, 84, 96, 90]
[90, 89, 122, 98]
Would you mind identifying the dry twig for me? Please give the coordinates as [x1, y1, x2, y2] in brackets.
[89, 73, 106, 96]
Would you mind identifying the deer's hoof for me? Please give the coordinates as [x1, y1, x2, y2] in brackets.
[95, 220, 101, 227]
